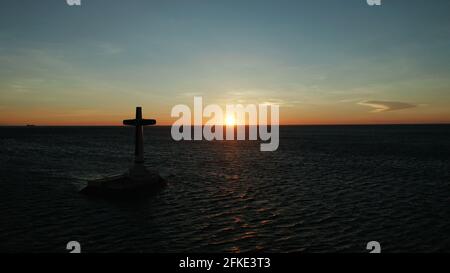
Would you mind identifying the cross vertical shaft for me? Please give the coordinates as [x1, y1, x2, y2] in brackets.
[135, 107, 144, 163]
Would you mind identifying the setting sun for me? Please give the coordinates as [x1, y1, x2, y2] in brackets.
[225, 115, 236, 126]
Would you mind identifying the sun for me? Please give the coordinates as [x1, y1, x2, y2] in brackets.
[225, 115, 235, 126]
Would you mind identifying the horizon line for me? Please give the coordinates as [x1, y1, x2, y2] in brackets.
[1, 122, 450, 127]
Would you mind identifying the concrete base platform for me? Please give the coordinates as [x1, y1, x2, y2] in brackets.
[80, 165, 166, 196]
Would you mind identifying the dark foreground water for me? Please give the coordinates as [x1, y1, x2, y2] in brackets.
[0, 125, 449, 253]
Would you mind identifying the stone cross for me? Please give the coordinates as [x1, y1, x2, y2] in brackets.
[123, 107, 156, 164]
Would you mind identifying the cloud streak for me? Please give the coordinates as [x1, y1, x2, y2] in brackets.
[358, 100, 417, 113]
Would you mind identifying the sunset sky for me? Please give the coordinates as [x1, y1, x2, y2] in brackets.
[0, 0, 450, 125]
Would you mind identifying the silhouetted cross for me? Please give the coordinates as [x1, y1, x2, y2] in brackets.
[123, 107, 156, 163]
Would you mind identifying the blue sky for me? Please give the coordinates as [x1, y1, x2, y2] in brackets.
[0, 0, 449, 124]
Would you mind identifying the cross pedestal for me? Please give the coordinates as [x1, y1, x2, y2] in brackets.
[81, 107, 165, 196]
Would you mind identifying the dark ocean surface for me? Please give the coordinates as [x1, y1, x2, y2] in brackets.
[0, 125, 449, 253]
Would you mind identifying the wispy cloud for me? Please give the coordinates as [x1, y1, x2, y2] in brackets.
[96, 43, 123, 55]
[358, 100, 417, 113]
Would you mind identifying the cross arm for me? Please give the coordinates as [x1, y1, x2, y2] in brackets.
[141, 119, 156, 126]
[123, 119, 156, 126]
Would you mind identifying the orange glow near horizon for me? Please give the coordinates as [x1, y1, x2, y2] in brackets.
[1, 105, 450, 126]
[2, 116, 450, 126]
